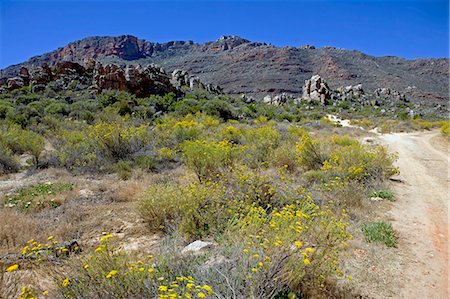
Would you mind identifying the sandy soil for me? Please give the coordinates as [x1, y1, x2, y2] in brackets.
[379, 130, 449, 299]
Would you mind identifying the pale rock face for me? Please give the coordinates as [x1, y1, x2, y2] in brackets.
[301, 75, 331, 105]
[181, 240, 216, 255]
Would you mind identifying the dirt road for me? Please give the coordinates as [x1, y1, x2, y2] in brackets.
[379, 131, 449, 299]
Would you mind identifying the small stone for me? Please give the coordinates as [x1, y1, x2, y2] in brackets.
[181, 240, 216, 255]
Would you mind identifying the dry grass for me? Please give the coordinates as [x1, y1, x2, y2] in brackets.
[0, 209, 50, 252]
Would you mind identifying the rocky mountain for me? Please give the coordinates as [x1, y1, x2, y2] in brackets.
[1, 35, 448, 105]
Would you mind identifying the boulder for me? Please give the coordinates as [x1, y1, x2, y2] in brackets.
[181, 240, 216, 255]
[19, 67, 30, 85]
[302, 75, 332, 105]
[31, 63, 53, 85]
[93, 64, 128, 91]
[7, 77, 24, 91]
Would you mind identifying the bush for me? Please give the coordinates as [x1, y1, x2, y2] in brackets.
[223, 196, 351, 296]
[441, 121, 449, 137]
[137, 183, 185, 231]
[242, 124, 281, 167]
[55, 235, 215, 299]
[0, 144, 19, 174]
[90, 121, 150, 160]
[269, 141, 298, 172]
[322, 143, 397, 182]
[133, 155, 156, 172]
[114, 160, 133, 180]
[296, 133, 328, 170]
[181, 139, 237, 181]
[55, 129, 100, 172]
[201, 99, 234, 120]
[361, 222, 397, 247]
[370, 189, 395, 201]
[0, 124, 45, 164]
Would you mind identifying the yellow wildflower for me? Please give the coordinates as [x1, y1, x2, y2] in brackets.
[294, 241, 302, 248]
[84, 264, 90, 270]
[61, 278, 70, 287]
[43, 291, 49, 296]
[197, 293, 206, 298]
[6, 264, 19, 272]
[202, 285, 212, 294]
[159, 285, 168, 292]
[106, 270, 118, 278]
[303, 258, 311, 265]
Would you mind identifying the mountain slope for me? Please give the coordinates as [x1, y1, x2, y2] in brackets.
[1, 35, 448, 104]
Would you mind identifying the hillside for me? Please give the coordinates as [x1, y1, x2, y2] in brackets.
[1, 35, 448, 104]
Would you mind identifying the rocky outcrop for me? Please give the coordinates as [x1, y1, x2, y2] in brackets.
[7, 77, 25, 91]
[263, 93, 296, 106]
[2, 61, 221, 98]
[91, 63, 178, 96]
[375, 88, 408, 102]
[302, 75, 332, 104]
[93, 64, 128, 91]
[171, 69, 222, 94]
[30, 63, 54, 85]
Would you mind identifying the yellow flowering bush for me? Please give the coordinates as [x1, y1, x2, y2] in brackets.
[181, 139, 238, 181]
[296, 133, 328, 170]
[137, 182, 185, 231]
[0, 124, 45, 165]
[322, 143, 397, 181]
[56, 233, 212, 298]
[241, 124, 281, 166]
[224, 192, 351, 296]
[89, 120, 149, 160]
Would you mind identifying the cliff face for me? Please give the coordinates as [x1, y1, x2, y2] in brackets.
[2, 35, 449, 104]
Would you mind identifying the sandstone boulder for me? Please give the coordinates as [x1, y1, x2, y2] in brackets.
[7, 77, 24, 91]
[302, 75, 332, 104]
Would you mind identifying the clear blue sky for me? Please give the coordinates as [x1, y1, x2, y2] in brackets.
[0, 0, 448, 68]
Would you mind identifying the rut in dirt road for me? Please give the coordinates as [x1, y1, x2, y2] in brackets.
[379, 131, 449, 299]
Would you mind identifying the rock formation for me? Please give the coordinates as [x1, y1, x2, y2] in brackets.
[2, 61, 222, 98]
[302, 75, 332, 104]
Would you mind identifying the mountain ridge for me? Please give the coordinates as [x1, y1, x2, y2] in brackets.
[2, 35, 449, 104]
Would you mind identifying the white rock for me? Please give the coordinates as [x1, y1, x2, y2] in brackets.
[181, 240, 216, 254]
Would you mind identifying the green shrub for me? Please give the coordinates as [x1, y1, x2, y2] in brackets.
[201, 99, 234, 120]
[0, 144, 19, 174]
[269, 141, 298, 171]
[361, 222, 397, 247]
[0, 124, 45, 164]
[296, 133, 328, 170]
[137, 183, 185, 231]
[55, 128, 101, 172]
[441, 121, 449, 137]
[370, 189, 395, 201]
[133, 155, 156, 172]
[90, 121, 150, 160]
[114, 160, 133, 180]
[181, 139, 237, 181]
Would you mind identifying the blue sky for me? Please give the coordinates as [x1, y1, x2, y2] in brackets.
[0, 0, 448, 68]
